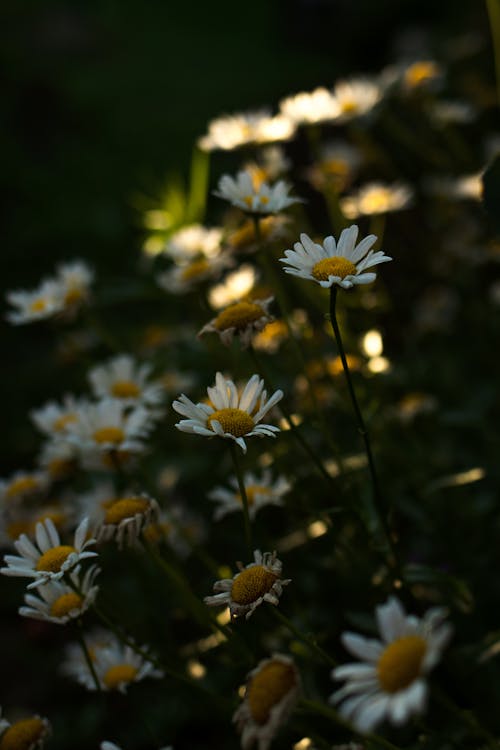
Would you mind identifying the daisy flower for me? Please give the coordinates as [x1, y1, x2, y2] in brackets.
[339, 182, 413, 219]
[0, 470, 49, 505]
[173, 372, 283, 453]
[19, 564, 100, 625]
[307, 141, 362, 192]
[209, 470, 290, 520]
[5, 279, 64, 325]
[63, 633, 163, 692]
[198, 110, 295, 152]
[204, 550, 290, 620]
[208, 265, 259, 310]
[233, 653, 300, 750]
[330, 77, 383, 123]
[56, 260, 94, 310]
[198, 297, 274, 349]
[162, 224, 223, 262]
[96, 492, 160, 549]
[331, 596, 452, 732]
[214, 171, 302, 215]
[37, 439, 78, 480]
[65, 399, 154, 469]
[279, 225, 392, 290]
[88, 354, 165, 410]
[279, 87, 338, 125]
[30, 394, 86, 438]
[227, 215, 290, 256]
[1, 516, 97, 589]
[0, 708, 50, 750]
[156, 252, 232, 295]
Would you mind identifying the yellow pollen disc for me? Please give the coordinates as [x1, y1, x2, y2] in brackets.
[7, 520, 34, 540]
[359, 191, 390, 214]
[0, 717, 46, 750]
[36, 545, 76, 573]
[64, 287, 84, 305]
[6, 477, 39, 498]
[181, 259, 209, 282]
[229, 217, 276, 248]
[236, 485, 272, 507]
[29, 299, 47, 313]
[247, 660, 296, 724]
[103, 664, 138, 690]
[311, 256, 357, 281]
[341, 100, 358, 114]
[243, 195, 255, 208]
[231, 565, 278, 605]
[93, 426, 125, 445]
[405, 62, 438, 88]
[53, 413, 77, 431]
[323, 158, 350, 177]
[214, 301, 263, 331]
[207, 408, 254, 437]
[50, 592, 83, 618]
[111, 380, 141, 398]
[48, 457, 75, 478]
[377, 635, 427, 693]
[104, 497, 150, 524]
[259, 195, 269, 205]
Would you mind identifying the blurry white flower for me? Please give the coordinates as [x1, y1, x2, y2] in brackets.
[173, 372, 283, 453]
[56, 260, 94, 310]
[208, 265, 259, 309]
[214, 171, 302, 215]
[428, 99, 476, 126]
[280, 225, 391, 289]
[156, 253, 232, 295]
[340, 182, 413, 218]
[30, 394, 87, 438]
[88, 354, 165, 411]
[37, 439, 78, 480]
[199, 110, 295, 151]
[0, 470, 49, 505]
[209, 470, 290, 520]
[330, 77, 383, 122]
[279, 87, 338, 125]
[162, 224, 223, 262]
[5, 280, 65, 325]
[205, 550, 290, 620]
[331, 596, 452, 732]
[424, 172, 483, 201]
[233, 653, 300, 750]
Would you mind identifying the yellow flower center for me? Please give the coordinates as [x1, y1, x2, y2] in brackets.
[229, 216, 277, 249]
[47, 457, 75, 478]
[103, 664, 138, 690]
[111, 380, 141, 398]
[231, 565, 278, 605]
[214, 301, 264, 331]
[104, 497, 150, 524]
[243, 194, 269, 209]
[377, 635, 427, 693]
[311, 256, 357, 281]
[341, 99, 359, 114]
[36, 511, 66, 529]
[323, 158, 350, 177]
[64, 287, 84, 306]
[236, 485, 272, 507]
[29, 299, 47, 313]
[0, 717, 46, 750]
[359, 190, 390, 214]
[405, 61, 439, 88]
[50, 592, 84, 618]
[53, 413, 77, 431]
[36, 545, 76, 573]
[6, 476, 39, 498]
[181, 259, 209, 282]
[247, 660, 296, 724]
[6, 520, 34, 540]
[93, 426, 125, 445]
[207, 408, 254, 437]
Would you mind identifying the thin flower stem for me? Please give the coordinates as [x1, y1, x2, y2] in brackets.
[229, 442, 252, 555]
[328, 287, 396, 565]
[298, 699, 402, 750]
[270, 607, 337, 668]
[75, 619, 101, 692]
[369, 213, 386, 250]
[248, 344, 337, 487]
[486, 0, 500, 108]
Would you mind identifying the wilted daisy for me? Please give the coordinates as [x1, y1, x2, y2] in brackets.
[1, 516, 97, 589]
[204, 550, 290, 620]
[331, 596, 452, 732]
[0, 707, 50, 750]
[198, 297, 274, 349]
[88, 354, 165, 410]
[280, 225, 392, 289]
[97, 492, 160, 549]
[279, 87, 338, 125]
[209, 470, 290, 520]
[173, 372, 283, 453]
[340, 182, 413, 219]
[30, 394, 86, 438]
[330, 77, 383, 122]
[56, 260, 94, 311]
[156, 252, 232, 294]
[214, 171, 302, 215]
[65, 399, 154, 468]
[162, 224, 223, 262]
[5, 280, 64, 325]
[0, 470, 49, 505]
[63, 633, 163, 692]
[19, 564, 100, 625]
[233, 653, 300, 750]
[198, 110, 295, 152]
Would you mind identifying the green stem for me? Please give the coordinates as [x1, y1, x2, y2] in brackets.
[328, 288, 396, 565]
[487, 0, 500, 108]
[229, 442, 252, 555]
[271, 607, 337, 667]
[75, 619, 101, 692]
[299, 699, 402, 750]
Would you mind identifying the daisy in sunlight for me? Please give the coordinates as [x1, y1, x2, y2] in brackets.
[173, 372, 283, 453]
